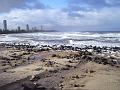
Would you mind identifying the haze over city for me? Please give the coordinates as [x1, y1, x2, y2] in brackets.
[0, 0, 120, 31]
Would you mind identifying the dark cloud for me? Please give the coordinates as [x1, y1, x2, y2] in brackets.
[0, 0, 45, 13]
[68, 0, 120, 8]
[64, 0, 120, 17]
[67, 12, 85, 17]
[69, 0, 108, 8]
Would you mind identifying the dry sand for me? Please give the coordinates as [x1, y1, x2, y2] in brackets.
[0, 47, 120, 90]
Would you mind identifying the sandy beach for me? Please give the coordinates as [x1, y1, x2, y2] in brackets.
[0, 44, 120, 90]
[1, 0, 120, 89]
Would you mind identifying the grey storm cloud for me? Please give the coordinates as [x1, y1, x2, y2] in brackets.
[64, 0, 120, 17]
[68, 0, 120, 8]
[0, 0, 45, 12]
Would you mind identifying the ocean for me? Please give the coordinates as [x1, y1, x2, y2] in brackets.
[0, 31, 120, 47]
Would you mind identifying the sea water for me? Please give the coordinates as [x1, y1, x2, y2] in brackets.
[0, 31, 120, 47]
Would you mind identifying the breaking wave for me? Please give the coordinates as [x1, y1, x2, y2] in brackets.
[1, 32, 120, 47]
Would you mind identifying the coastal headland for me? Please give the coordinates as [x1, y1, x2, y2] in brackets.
[0, 43, 120, 90]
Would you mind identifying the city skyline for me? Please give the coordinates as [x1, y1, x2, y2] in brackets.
[0, 0, 120, 31]
[0, 20, 38, 31]
[0, 20, 56, 34]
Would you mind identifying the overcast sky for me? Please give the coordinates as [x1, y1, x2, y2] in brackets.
[0, 0, 120, 31]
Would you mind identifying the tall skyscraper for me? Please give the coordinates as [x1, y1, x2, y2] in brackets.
[26, 24, 29, 31]
[41, 25, 43, 31]
[3, 20, 7, 31]
[34, 27, 37, 30]
[18, 26, 21, 31]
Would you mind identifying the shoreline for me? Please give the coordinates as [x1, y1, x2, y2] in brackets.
[1, 31, 120, 48]
[0, 30, 57, 35]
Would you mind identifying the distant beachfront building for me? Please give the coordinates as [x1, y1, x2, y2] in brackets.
[3, 20, 7, 31]
[18, 26, 21, 31]
[26, 24, 29, 31]
[41, 25, 43, 31]
[32, 27, 37, 30]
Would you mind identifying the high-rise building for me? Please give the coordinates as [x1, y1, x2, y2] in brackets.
[32, 27, 37, 30]
[18, 26, 21, 31]
[26, 24, 29, 31]
[41, 25, 43, 31]
[3, 20, 7, 31]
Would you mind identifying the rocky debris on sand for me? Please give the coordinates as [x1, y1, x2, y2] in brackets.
[61, 67, 70, 70]
[72, 75, 80, 79]
[45, 61, 56, 67]
[22, 81, 38, 90]
[22, 81, 47, 90]
[30, 75, 41, 81]
[49, 69, 59, 73]
[73, 84, 80, 87]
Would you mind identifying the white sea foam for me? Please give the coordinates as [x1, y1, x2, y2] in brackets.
[1, 32, 120, 47]
[0, 35, 20, 42]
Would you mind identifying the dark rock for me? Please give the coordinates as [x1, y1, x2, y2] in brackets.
[52, 54, 57, 57]
[74, 84, 80, 87]
[81, 55, 87, 59]
[101, 58, 109, 65]
[80, 84, 85, 87]
[30, 75, 41, 81]
[86, 56, 93, 61]
[37, 86, 46, 90]
[49, 69, 59, 73]
[61, 67, 70, 70]
[72, 75, 79, 79]
[22, 81, 37, 90]
[49, 87, 56, 90]
[90, 70, 96, 73]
